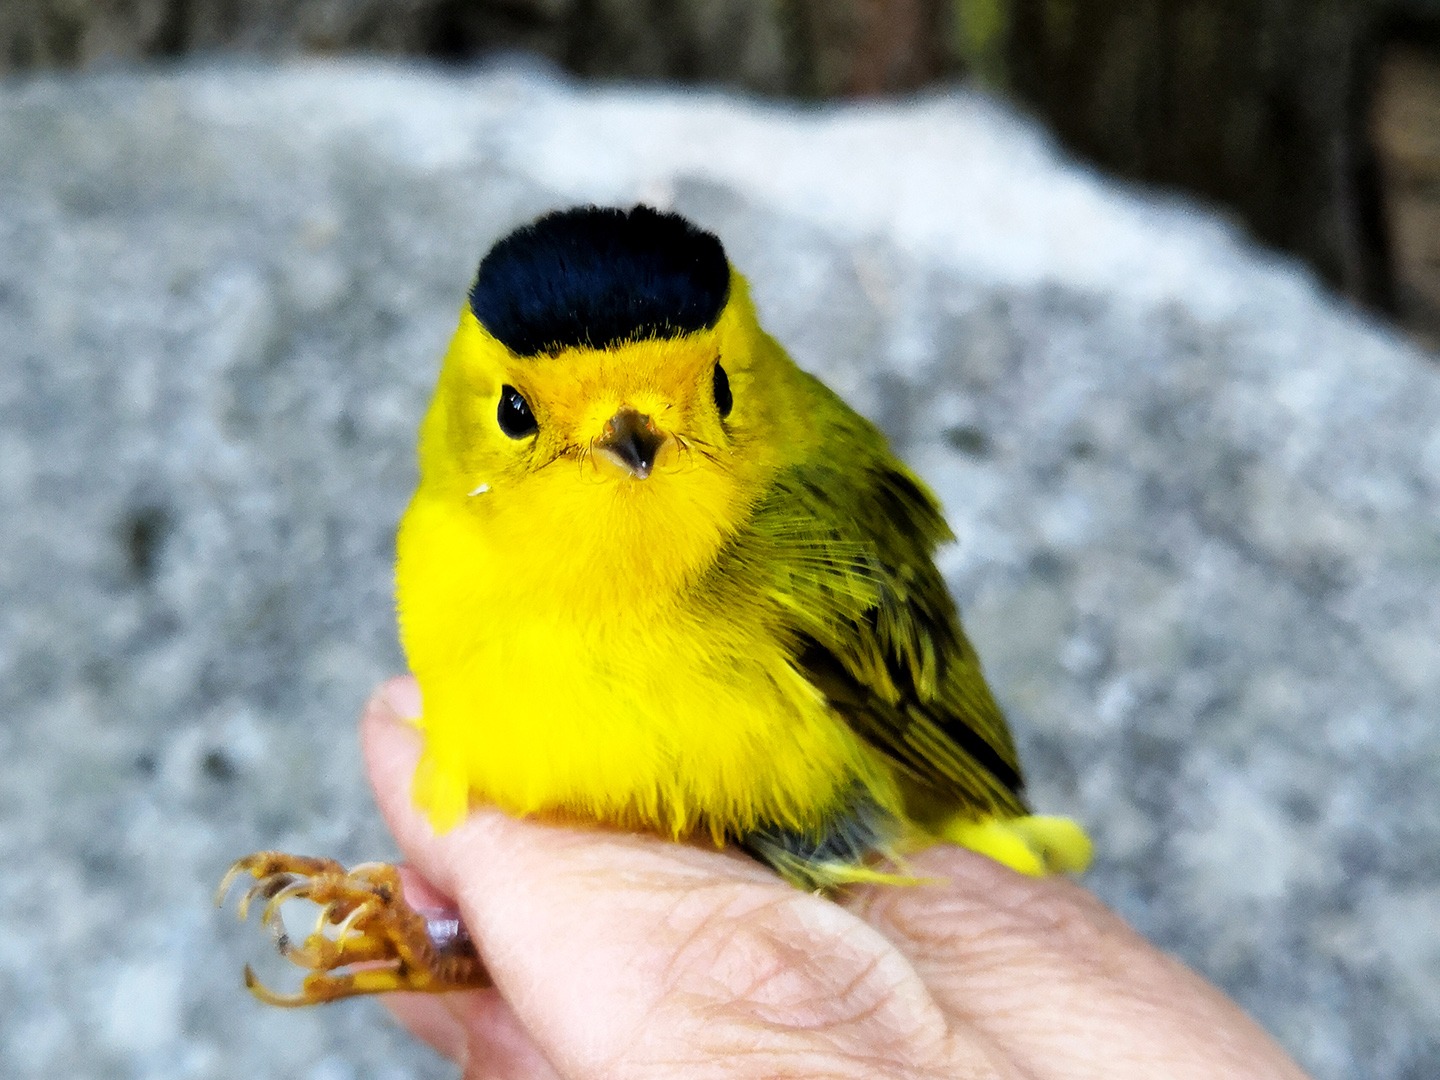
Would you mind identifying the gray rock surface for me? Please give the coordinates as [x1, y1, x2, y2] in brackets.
[1, 60, 1437, 1080]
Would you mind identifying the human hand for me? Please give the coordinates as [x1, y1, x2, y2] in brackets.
[364, 676, 1312, 1080]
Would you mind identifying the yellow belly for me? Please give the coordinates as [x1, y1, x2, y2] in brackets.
[396, 495, 898, 840]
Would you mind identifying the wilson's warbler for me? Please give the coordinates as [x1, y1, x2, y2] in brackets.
[220, 205, 1090, 1005]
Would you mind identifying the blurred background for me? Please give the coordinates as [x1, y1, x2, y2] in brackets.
[2, 3, 1439, 1080]
[4, 0, 1440, 343]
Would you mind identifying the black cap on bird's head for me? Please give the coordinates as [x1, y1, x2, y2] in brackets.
[469, 205, 731, 358]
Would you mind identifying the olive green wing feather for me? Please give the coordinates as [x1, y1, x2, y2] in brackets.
[748, 377, 1027, 819]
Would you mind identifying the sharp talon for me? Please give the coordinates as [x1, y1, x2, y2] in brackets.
[236, 882, 266, 923]
[243, 964, 314, 1008]
[257, 872, 298, 900]
[214, 864, 245, 908]
[261, 879, 314, 927]
[264, 905, 293, 951]
[238, 874, 295, 922]
[236, 885, 260, 922]
[272, 929, 314, 969]
[331, 903, 366, 945]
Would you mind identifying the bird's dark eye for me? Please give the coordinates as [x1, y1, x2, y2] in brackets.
[712, 363, 733, 419]
[497, 385, 537, 438]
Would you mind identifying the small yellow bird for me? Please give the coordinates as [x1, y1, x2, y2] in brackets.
[221, 205, 1090, 1005]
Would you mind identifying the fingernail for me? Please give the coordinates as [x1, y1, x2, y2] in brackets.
[382, 675, 423, 722]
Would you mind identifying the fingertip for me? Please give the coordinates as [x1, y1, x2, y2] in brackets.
[361, 677, 451, 886]
[363, 675, 422, 733]
[383, 674, 424, 722]
[362, 678, 424, 784]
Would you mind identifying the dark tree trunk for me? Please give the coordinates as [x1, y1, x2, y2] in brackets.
[1004, 0, 1440, 337]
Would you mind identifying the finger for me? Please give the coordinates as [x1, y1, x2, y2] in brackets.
[362, 678, 1025, 1080]
[385, 992, 469, 1063]
[850, 847, 1310, 1080]
[386, 989, 565, 1080]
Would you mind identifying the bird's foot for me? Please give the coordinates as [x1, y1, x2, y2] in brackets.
[216, 852, 488, 1006]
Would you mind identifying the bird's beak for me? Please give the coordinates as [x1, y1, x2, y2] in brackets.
[594, 407, 671, 480]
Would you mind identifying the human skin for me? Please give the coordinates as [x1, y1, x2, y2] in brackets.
[364, 676, 1313, 1080]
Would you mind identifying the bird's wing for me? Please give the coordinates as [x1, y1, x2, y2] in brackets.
[745, 384, 1027, 818]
